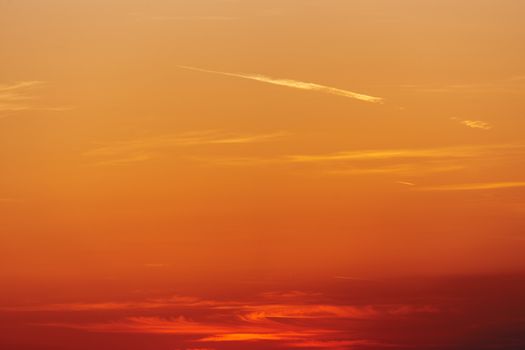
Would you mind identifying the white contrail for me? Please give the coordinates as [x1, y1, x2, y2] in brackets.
[178, 65, 383, 104]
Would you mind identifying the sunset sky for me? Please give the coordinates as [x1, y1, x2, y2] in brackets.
[1, 1, 525, 349]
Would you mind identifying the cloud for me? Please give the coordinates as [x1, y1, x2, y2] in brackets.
[41, 316, 329, 343]
[396, 181, 416, 186]
[8, 276, 525, 350]
[45, 316, 240, 334]
[0, 81, 42, 112]
[0, 294, 232, 312]
[10, 294, 435, 322]
[0, 81, 71, 113]
[11, 291, 440, 349]
[283, 144, 523, 178]
[197, 144, 525, 179]
[1, 301, 169, 312]
[323, 163, 465, 176]
[285, 144, 517, 163]
[455, 119, 492, 130]
[0, 81, 44, 92]
[239, 304, 381, 322]
[199, 332, 321, 342]
[419, 181, 525, 192]
[178, 66, 384, 103]
[84, 130, 287, 166]
[36, 308, 392, 346]
[53, 315, 336, 344]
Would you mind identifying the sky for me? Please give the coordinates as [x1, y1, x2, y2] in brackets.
[1, 1, 525, 349]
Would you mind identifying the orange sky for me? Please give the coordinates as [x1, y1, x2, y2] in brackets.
[1, 1, 525, 349]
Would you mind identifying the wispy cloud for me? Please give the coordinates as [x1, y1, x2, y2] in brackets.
[0, 81, 71, 114]
[323, 163, 466, 176]
[84, 130, 287, 166]
[451, 117, 492, 130]
[0, 295, 230, 313]
[198, 144, 525, 179]
[285, 144, 516, 163]
[396, 181, 416, 186]
[0, 81, 44, 92]
[24, 291, 434, 349]
[178, 66, 384, 103]
[0, 81, 43, 112]
[284, 144, 523, 178]
[45, 316, 330, 344]
[419, 181, 525, 192]
[460, 120, 492, 130]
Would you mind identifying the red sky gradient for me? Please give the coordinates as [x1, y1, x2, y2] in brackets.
[1, 1, 525, 349]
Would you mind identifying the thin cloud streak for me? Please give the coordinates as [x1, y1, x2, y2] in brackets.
[0, 81, 40, 112]
[0, 81, 71, 113]
[286, 144, 520, 163]
[0, 295, 235, 312]
[178, 66, 384, 103]
[84, 130, 288, 166]
[396, 181, 416, 186]
[197, 144, 525, 179]
[323, 164, 465, 176]
[203, 144, 524, 166]
[419, 181, 525, 191]
[0, 81, 44, 92]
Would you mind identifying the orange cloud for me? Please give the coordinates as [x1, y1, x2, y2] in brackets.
[460, 120, 492, 130]
[23, 291, 438, 350]
[240, 304, 380, 321]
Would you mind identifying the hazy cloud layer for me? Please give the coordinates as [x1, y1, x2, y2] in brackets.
[7, 291, 437, 349]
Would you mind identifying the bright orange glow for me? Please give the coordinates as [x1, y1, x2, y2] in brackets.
[1, 1, 525, 349]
